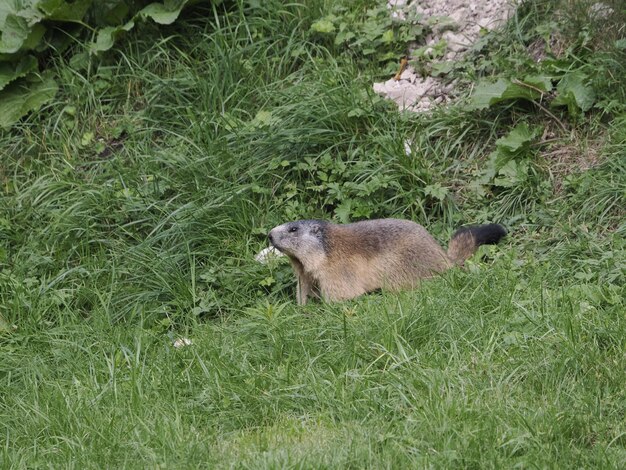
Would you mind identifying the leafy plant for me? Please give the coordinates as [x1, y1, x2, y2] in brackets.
[264, 150, 406, 223]
[468, 76, 552, 110]
[468, 70, 597, 120]
[479, 123, 542, 185]
[310, 4, 423, 67]
[551, 69, 596, 116]
[463, 0, 626, 121]
[471, 122, 550, 218]
[0, 0, 199, 129]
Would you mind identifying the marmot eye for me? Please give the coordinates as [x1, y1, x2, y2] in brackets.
[288, 226, 298, 233]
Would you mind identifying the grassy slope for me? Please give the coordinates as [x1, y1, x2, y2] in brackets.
[1, 0, 625, 467]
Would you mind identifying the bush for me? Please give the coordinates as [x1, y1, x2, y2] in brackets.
[0, 0, 201, 129]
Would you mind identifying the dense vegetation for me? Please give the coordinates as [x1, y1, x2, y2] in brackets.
[1, 0, 624, 467]
[0, 0, 201, 128]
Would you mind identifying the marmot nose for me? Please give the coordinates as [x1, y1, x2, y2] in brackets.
[268, 231, 275, 245]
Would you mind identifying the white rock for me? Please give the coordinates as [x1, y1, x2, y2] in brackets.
[449, 10, 466, 24]
[443, 31, 471, 52]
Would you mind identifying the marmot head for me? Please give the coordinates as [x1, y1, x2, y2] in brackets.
[268, 220, 329, 267]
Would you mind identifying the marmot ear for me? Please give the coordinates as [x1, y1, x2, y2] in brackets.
[311, 224, 321, 234]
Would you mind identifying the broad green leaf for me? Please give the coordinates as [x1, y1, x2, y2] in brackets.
[493, 159, 529, 187]
[0, 72, 58, 128]
[139, 1, 188, 25]
[91, 20, 135, 53]
[0, 0, 198, 129]
[469, 77, 548, 110]
[20, 22, 46, 50]
[38, 0, 92, 22]
[0, 3, 10, 25]
[0, 14, 30, 53]
[90, 1, 190, 52]
[495, 123, 540, 153]
[522, 75, 553, 93]
[469, 79, 506, 110]
[0, 0, 41, 24]
[0, 54, 37, 91]
[491, 80, 541, 101]
[97, 1, 129, 26]
[552, 70, 595, 113]
[88, 0, 131, 27]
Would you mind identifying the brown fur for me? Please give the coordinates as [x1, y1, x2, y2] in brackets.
[268, 219, 506, 305]
[447, 230, 476, 265]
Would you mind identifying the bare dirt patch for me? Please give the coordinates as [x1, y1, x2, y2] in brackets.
[541, 134, 606, 193]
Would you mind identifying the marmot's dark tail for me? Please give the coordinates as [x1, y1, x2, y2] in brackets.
[447, 224, 507, 266]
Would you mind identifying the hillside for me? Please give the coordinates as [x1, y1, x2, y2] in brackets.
[1, 0, 624, 467]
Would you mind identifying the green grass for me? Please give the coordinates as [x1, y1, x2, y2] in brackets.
[1, 0, 625, 467]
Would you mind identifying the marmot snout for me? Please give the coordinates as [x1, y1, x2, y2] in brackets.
[269, 220, 328, 269]
[268, 218, 506, 305]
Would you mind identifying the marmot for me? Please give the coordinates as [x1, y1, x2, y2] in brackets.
[268, 219, 506, 305]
